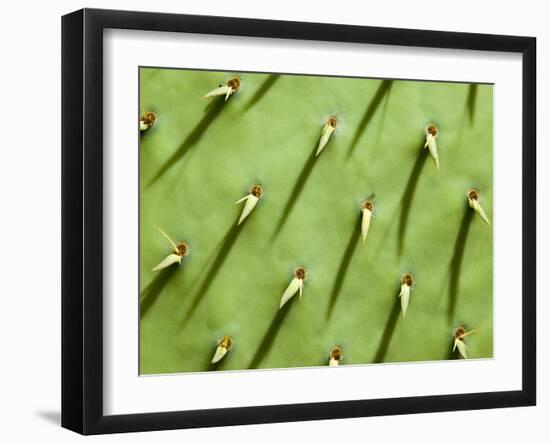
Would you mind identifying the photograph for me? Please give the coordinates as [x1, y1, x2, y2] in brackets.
[0, 0, 543, 439]
[138, 67, 493, 375]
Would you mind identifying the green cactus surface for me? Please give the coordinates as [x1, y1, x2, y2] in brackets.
[139, 67, 493, 374]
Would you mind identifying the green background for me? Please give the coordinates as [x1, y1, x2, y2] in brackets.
[139, 67, 493, 374]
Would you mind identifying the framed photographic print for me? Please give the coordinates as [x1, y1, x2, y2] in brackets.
[62, 8, 536, 435]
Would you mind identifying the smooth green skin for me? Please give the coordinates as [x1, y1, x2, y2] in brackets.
[139, 68, 493, 374]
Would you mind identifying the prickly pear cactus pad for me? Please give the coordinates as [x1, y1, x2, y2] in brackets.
[139, 67, 493, 375]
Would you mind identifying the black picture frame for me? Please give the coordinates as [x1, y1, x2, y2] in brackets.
[62, 8, 536, 435]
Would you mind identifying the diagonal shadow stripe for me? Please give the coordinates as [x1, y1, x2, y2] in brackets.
[248, 302, 292, 369]
[447, 207, 474, 322]
[139, 266, 178, 317]
[373, 292, 401, 363]
[179, 221, 243, 329]
[397, 145, 429, 254]
[148, 98, 226, 187]
[326, 214, 362, 320]
[347, 80, 393, 157]
[271, 146, 318, 239]
[467, 84, 478, 124]
[244, 74, 280, 111]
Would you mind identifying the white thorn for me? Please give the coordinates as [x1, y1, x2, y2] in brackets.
[157, 227, 179, 253]
[140, 121, 149, 131]
[204, 85, 230, 99]
[152, 253, 181, 272]
[236, 195, 259, 226]
[225, 86, 233, 101]
[361, 208, 372, 244]
[453, 328, 477, 358]
[425, 135, 439, 171]
[455, 339, 469, 359]
[328, 346, 343, 366]
[462, 329, 478, 338]
[211, 346, 228, 364]
[399, 283, 411, 317]
[280, 277, 302, 308]
[472, 200, 491, 225]
[316, 124, 335, 156]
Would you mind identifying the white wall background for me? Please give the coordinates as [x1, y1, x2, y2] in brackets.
[0, 1, 545, 441]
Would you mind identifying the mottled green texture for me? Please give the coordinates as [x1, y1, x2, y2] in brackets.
[139, 68, 493, 374]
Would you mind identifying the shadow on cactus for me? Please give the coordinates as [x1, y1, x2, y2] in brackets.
[326, 214, 362, 319]
[179, 220, 244, 329]
[447, 207, 474, 322]
[467, 84, 478, 123]
[398, 145, 429, 255]
[140, 266, 178, 317]
[139, 67, 493, 375]
[245, 74, 281, 111]
[248, 302, 292, 369]
[348, 79, 393, 157]
[148, 97, 226, 186]
[373, 293, 401, 363]
[447, 343, 460, 360]
[271, 141, 322, 239]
